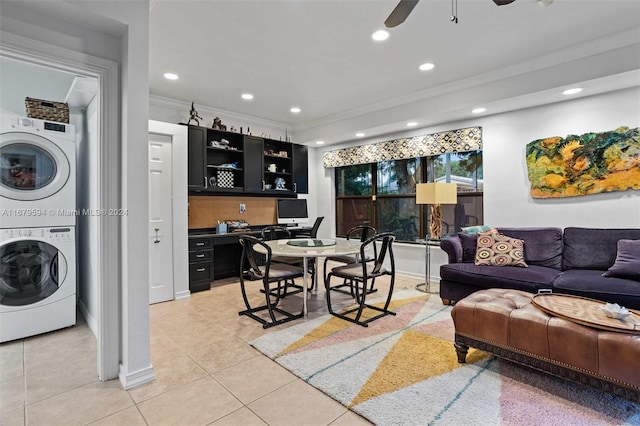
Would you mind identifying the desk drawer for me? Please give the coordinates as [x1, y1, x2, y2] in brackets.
[189, 250, 212, 262]
[189, 237, 212, 250]
[189, 262, 213, 282]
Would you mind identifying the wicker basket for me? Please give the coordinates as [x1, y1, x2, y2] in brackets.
[25, 97, 69, 123]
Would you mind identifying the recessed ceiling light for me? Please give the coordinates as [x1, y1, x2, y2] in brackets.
[407, 122, 418, 127]
[562, 87, 583, 95]
[371, 30, 389, 41]
[290, 107, 301, 113]
[472, 107, 486, 114]
[316, 140, 325, 145]
[163, 73, 178, 80]
[419, 63, 435, 71]
[241, 93, 254, 100]
[356, 132, 365, 138]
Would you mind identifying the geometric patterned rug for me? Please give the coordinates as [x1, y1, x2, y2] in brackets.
[251, 289, 640, 425]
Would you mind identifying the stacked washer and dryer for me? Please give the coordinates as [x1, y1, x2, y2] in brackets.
[0, 114, 77, 342]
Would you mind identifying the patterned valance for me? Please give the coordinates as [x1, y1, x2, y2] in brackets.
[323, 126, 482, 168]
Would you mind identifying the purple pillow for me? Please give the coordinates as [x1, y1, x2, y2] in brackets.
[602, 239, 640, 281]
[458, 232, 478, 263]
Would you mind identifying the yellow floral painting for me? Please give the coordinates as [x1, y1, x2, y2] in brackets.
[526, 127, 640, 198]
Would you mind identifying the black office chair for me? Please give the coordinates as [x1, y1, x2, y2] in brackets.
[323, 225, 377, 296]
[325, 232, 397, 327]
[238, 235, 304, 328]
[294, 216, 324, 238]
[261, 226, 311, 297]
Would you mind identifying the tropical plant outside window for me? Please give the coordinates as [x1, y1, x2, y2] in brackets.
[335, 151, 483, 242]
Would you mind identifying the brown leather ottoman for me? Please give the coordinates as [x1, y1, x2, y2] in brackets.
[451, 288, 640, 402]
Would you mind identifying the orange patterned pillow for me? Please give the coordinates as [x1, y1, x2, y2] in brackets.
[475, 230, 528, 267]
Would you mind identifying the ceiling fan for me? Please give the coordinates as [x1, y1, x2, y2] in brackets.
[384, 0, 517, 28]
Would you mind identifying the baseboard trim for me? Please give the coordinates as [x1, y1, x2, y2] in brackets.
[77, 299, 98, 338]
[119, 364, 155, 390]
[174, 290, 191, 301]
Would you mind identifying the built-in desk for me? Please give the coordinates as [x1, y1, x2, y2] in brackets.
[188, 225, 313, 291]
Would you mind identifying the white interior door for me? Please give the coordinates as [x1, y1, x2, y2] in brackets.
[148, 134, 174, 304]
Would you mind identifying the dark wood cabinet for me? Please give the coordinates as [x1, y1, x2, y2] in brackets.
[188, 236, 214, 292]
[292, 144, 308, 194]
[243, 136, 265, 192]
[186, 125, 308, 196]
[187, 126, 207, 190]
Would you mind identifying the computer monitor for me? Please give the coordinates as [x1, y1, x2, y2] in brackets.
[276, 198, 309, 225]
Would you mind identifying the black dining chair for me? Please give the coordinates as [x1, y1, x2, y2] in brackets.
[294, 216, 324, 239]
[261, 226, 311, 297]
[238, 235, 304, 328]
[323, 225, 377, 296]
[324, 232, 397, 327]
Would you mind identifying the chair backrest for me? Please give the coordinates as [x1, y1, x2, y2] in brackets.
[239, 235, 271, 279]
[261, 226, 292, 241]
[361, 232, 395, 277]
[346, 225, 376, 242]
[309, 216, 324, 238]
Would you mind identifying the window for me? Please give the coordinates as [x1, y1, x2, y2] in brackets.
[335, 151, 483, 242]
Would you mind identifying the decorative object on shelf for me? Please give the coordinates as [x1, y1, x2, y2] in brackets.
[526, 126, 640, 198]
[25, 97, 69, 123]
[210, 138, 230, 149]
[208, 176, 217, 187]
[217, 170, 234, 188]
[278, 151, 288, 158]
[212, 116, 227, 131]
[229, 126, 237, 133]
[187, 101, 203, 126]
[268, 164, 277, 173]
[218, 162, 238, 169]
[415, 182, 458, 293]
[274, 177, 286, 190]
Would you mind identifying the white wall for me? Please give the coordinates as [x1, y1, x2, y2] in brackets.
[314, 87, 640, 280]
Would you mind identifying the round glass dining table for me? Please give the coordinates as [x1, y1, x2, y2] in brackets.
[257, 238, 360, 317]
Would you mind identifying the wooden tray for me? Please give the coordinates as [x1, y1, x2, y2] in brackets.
[532, 293, 640, 334]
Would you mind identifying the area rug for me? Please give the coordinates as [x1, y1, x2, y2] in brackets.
[251, 289, 640, 425]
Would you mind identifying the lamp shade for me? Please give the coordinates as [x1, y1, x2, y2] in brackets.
[416, 183, 458, 205]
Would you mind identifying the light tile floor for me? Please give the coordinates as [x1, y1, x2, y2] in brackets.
[1, 267, 430, 425]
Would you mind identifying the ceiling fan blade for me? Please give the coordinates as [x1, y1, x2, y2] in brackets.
[493, 0, 516, 5]
[384, 0, 420, 28]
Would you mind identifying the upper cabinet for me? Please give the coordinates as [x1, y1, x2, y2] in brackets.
[186, 125, 308, 196]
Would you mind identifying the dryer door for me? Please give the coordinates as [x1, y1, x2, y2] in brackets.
[0, 239, 68, 307]
[0, 132, 70, 201]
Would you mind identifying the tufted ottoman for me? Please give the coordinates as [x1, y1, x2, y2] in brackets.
[451, 288, 640, 402]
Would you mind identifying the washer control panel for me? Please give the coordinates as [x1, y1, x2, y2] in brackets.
[1, 227, 74, 241]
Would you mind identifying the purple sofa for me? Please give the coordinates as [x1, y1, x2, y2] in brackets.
[439, 227, 640, 309]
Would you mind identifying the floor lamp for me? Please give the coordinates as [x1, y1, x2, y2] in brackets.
[415, 182, 458, 293]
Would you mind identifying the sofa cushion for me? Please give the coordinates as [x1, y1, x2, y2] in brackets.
[602, 239, 640, 281]
[440, 263, 558, 293]
[498, 227, 563, 270]
[458, 227, 563, 269]
[475, 230, 527, 267]
[459, 232, 478, 263]
[552, 269, 640, 310]
[562, 228, 640, 271]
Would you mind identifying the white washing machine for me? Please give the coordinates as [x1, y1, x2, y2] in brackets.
[0, 114, 76, 228]
[0, 226, 76, 343]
